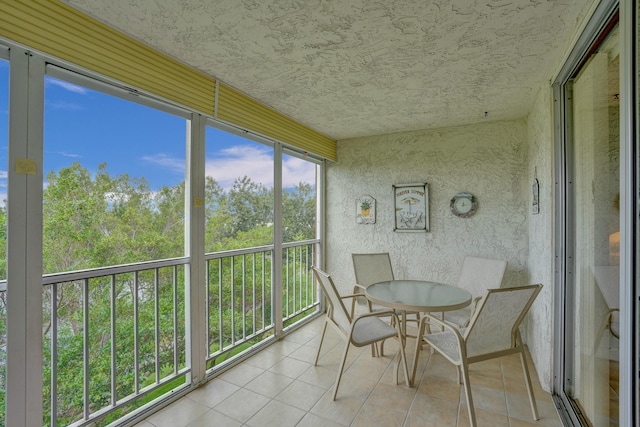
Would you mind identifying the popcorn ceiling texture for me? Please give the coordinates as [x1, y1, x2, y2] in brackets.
[326, 119, 529, 297]
[65, 0, 593, 140]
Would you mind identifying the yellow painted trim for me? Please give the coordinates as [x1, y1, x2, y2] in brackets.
[217, 84, 336, 161]
[0, 0, 337, 160]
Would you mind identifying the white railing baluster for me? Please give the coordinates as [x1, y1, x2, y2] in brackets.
[51, 284, 58, 427]
[242, 255, 246, 340]
[83, 279, 89, 421]
[133, 271, 139, 394]
[110, 275, 116, 407]
[173, 266, 179, 374]
[154, 268, 160, 385]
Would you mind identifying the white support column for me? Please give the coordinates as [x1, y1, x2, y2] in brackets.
[185, 114, 207, 386]
[273, 143, 283, 335]
[6, 48, 44, 426]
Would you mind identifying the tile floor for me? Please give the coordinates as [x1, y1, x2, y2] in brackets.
[133, 317, 562, 427]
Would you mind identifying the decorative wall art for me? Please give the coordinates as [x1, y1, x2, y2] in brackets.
[393, 183, 429, 232]
[356, 195, 376, 224]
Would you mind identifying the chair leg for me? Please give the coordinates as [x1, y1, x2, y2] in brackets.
[460, 361, 477, 427]
[519, 348, 540, 420]
[410, 318, 427, 386]
[396, 331, 410, 387]
[314, 319, 328, 366]
[333, 342, 351, 400]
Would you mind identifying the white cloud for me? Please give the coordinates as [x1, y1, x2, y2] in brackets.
[48, 79, 88, 94]
[55, 151, 81, 158]
[282, 155, 316, 188]
[142, 145, 316, 192]
[205, 145, 274, 190]
[141, 153, 184, 175]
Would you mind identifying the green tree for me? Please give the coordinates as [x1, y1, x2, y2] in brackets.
[282, 182, 316, 242]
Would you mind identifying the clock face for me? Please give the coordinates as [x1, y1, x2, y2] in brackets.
[454, 197, 472, 213]
[450, 192, 477, 218]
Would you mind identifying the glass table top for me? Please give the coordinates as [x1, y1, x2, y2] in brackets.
[365, 280, 472, 312]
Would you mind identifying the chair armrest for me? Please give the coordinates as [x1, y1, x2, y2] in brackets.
[340, 292, 363, 301]
[353, 283, 367, 293]
[469, 296, 483, 317]
[350, 284, 374, 316]
[353, 309, 396, 321]
[421, 313, 461, 334]
[418, 313, 467, 363]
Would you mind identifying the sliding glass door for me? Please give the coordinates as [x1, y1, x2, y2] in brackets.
[569, 22, 620, 425]
[552, 1, 636, 424]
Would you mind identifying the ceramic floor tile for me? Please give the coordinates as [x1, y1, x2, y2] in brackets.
[365, 381, 416, 414]
[275, 379, 327, 411]
[456, 404, 510, 427]
[416, 373, 462, 402]
[145, 396, 210, 427]
[309, 389, 367, 425]
[184, 409, 242, 427]
[287, 343, 323, 364]
[264, 337, 302, 356]
[244, 370, 294, 398]
[344, 351, 393, 382]
[186, 378, 240, 408]
[509, 417, 562, 427]
[295, 412, 346, 427]
[423, 353, 460, 380]
[407, 392, 459, 426]
[297, 363, 341, 390]
[217, 363, 265, 387]
[130, 319, 562, 427]
[350, 401, 407, 427]
[213, 388, 270, 423]
[331, 370, 379, 400]
[243, 348, 285, 370]
[403, 413, 447, 427]
[506, 394, 563, 427]
[282, 328, 317, 345]
[467, 382, 508, 415]
[245, 399, 307, 427]
[268, 355, 313, 378]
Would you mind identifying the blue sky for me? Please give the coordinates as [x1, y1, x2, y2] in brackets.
[0, 60, 315, 203]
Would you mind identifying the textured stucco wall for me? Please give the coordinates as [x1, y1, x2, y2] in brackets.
[325, 117, 577, 388]
[526, 85, 556, 392]
[325, 118, 529, 301]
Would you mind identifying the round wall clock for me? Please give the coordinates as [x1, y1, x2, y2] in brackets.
[450, 192, 477, 218]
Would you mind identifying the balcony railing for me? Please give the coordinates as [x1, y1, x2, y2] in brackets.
[26, 240, 319, 427]
[204, 240, 320, 369]
[42, 257, 190, 427]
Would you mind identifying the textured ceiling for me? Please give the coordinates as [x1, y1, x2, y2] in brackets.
[64, 0, 593, 140]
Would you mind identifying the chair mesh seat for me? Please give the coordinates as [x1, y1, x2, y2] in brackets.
[352, 316, 399, 346]
[443, 307, 472, 328]
[423, 329, 465, 364]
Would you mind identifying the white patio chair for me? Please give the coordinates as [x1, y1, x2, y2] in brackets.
[443, 255, 507, 328]
[411, 284, 542, 427]
[351, 252, 421, 323]
[312, 267, 410, 400]
[351, 252, 395, 315]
